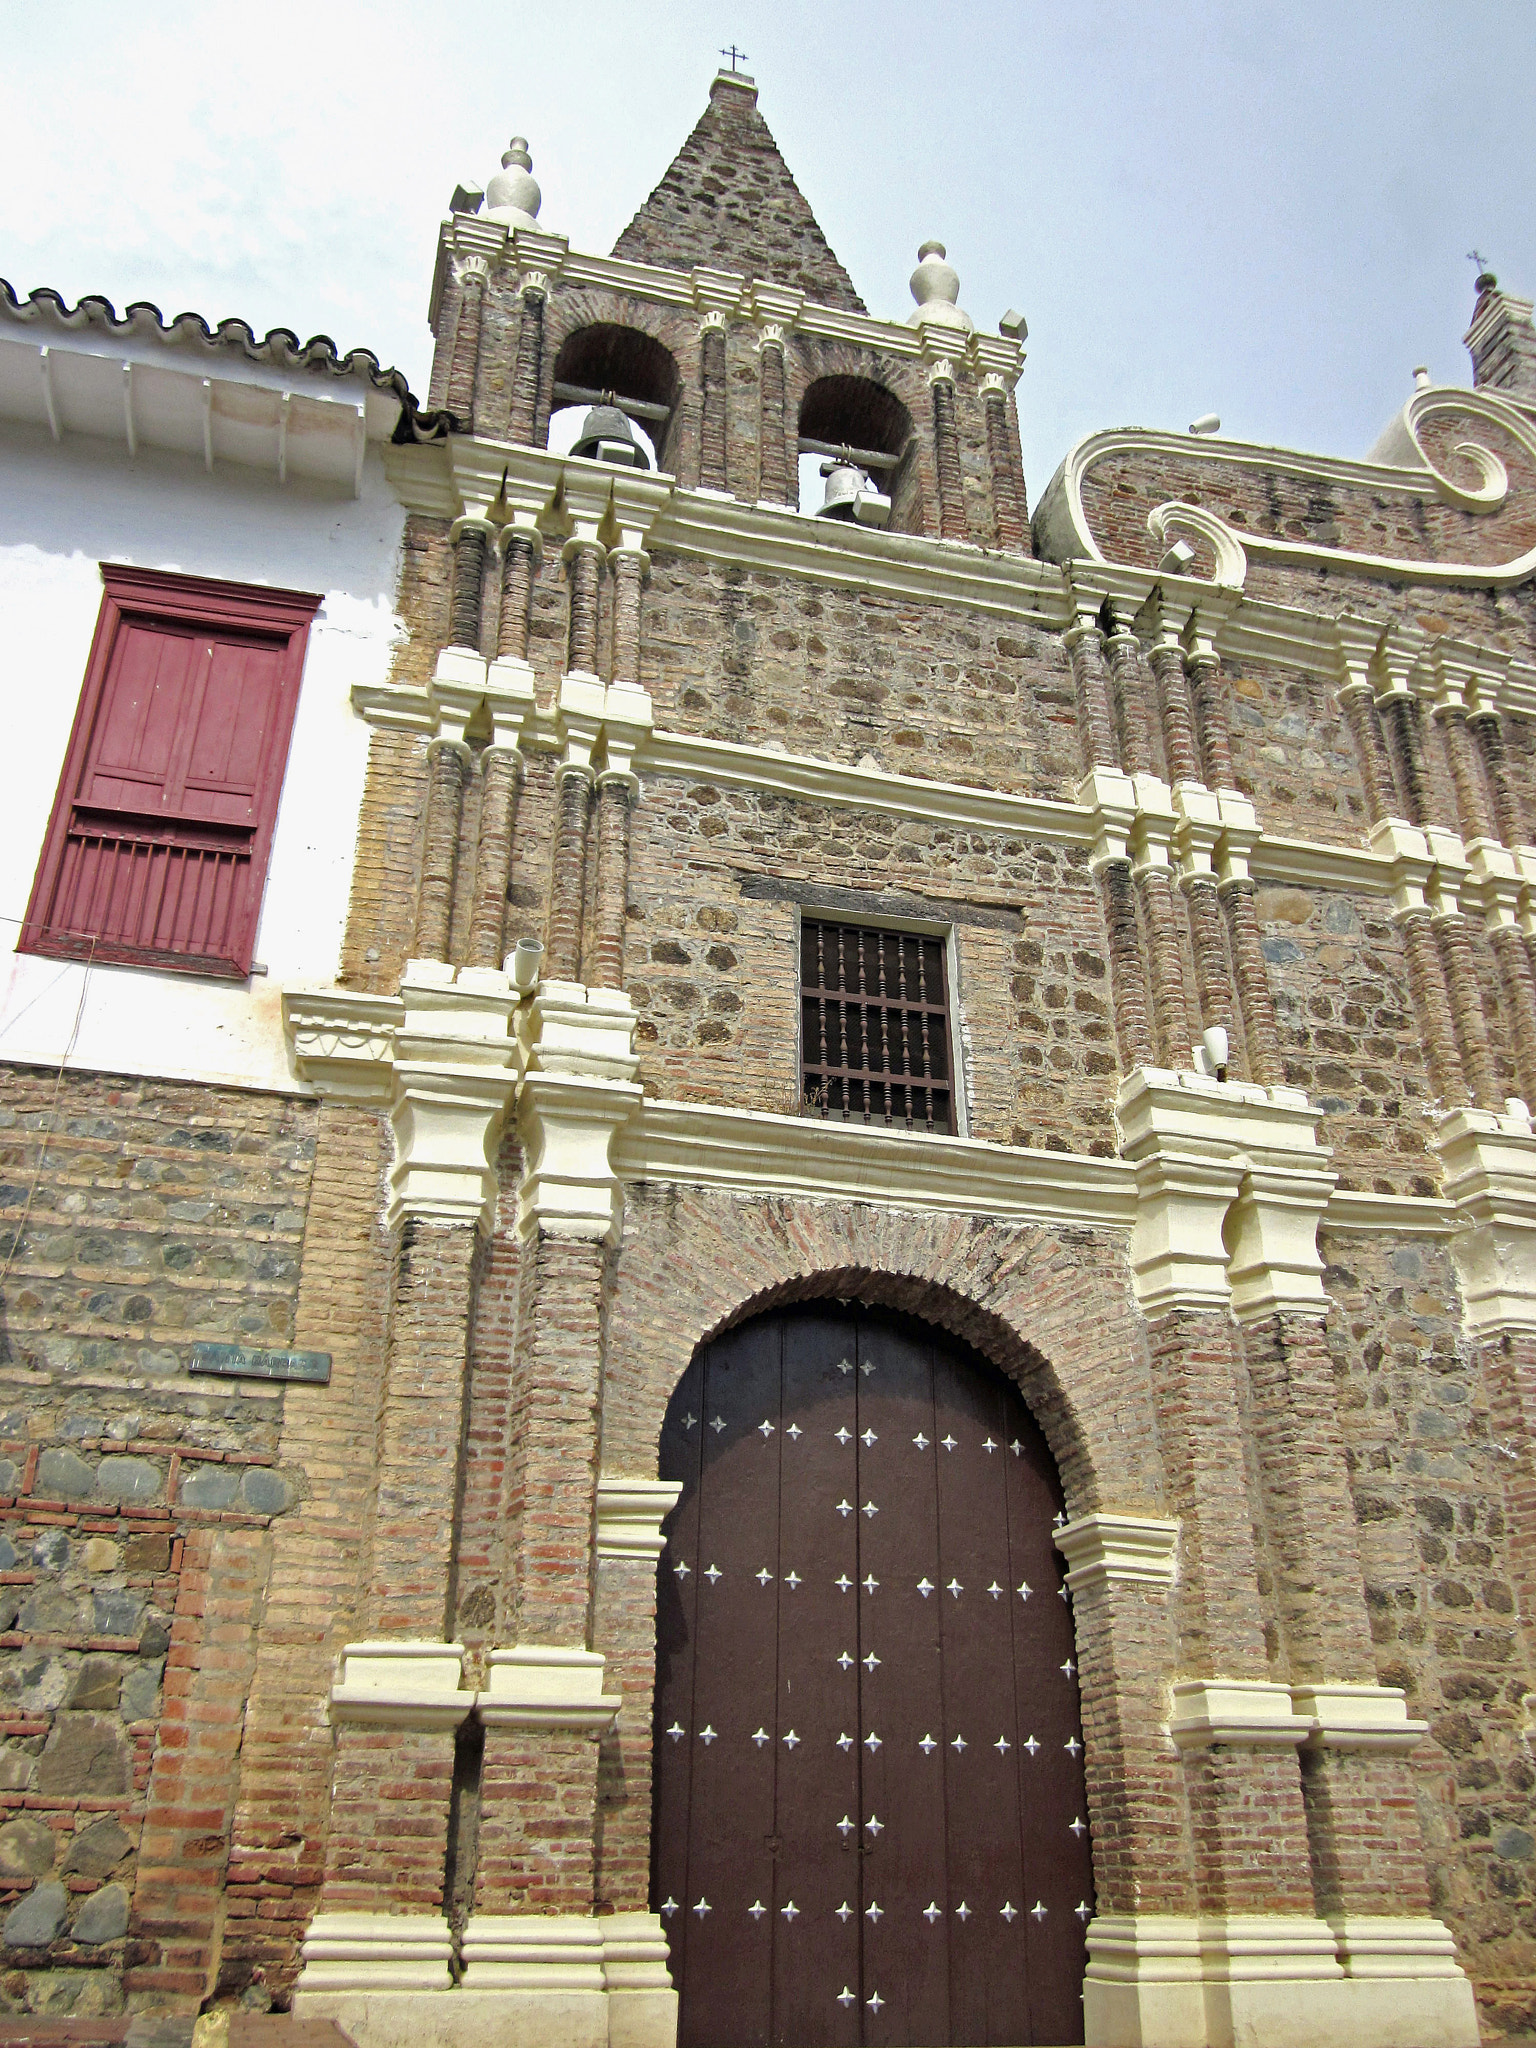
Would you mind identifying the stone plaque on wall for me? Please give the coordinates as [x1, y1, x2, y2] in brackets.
[189, 1342, 331, 1384]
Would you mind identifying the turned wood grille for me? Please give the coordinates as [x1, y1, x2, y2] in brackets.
[800, 921, 955, 1134]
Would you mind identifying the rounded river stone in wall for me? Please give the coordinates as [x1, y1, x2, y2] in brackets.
[240, 1468, 294, 1515]
[4, 1879, 67, 1947]
[179, 1467, 240, 1510]
[71, 1883, 129, 1945]
[0, 1816, 56, 1879]
[94, 1456, 161, 1502]
[35, 1449, 94, 1499]
[61, 1816, 132, 1879]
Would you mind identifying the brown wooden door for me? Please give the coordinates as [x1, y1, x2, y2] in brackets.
[653, 1305, 1094, 2048]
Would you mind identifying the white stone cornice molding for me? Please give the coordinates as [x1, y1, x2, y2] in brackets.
[1437, 1103, 1536, 1336]
[1167, 1678, 1313, 1750]
[1214, 791, 1262, 887]
[283, 989, 403, 1103]
[1054, 1512, 1179, 1594]
[432, 644, 536, 750]
[476, 1646, 622, 1731]
[511, 224, 570, 299]
[967, 330, 1026, 388]
[349, 677, 440, 734]
[1329, 610, 1386, 697]
[1374, 626, 1426, 705]
[1128, 774, 1177, 877]
[294, 1911, 456, 1998]
[1463, 835, 1525, 934]
[600, 682, 654, 781]
[1290, 1683, 1428, 1753]
[1117, 1068, 1334, 1318]
[692, 266, 747, 323]
[611, 1097, 1137, 1229]
[1171, 781, 1223, 885]
[596, 1476, 684, 1560]
[1424, 825, 1471, 923]
[328, 1641, 475, 1730]
[747, 280, 804, 331]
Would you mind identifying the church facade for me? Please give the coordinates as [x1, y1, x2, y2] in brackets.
[1, 68, 1535, 2048]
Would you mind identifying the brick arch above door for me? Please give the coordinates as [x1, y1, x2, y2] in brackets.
[604, 1182, 1168, 1520]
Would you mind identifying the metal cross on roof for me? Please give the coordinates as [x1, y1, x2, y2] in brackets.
[720, 44, 748, 71]
[1468, 249, 1491, 274]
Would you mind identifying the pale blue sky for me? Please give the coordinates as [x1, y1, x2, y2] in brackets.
[3, 0, 1532, 498]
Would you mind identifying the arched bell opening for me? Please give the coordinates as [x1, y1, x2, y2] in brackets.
[797, 374, 918, 535]
[650, 1297, 1094, 2048]
[549, 322, 682, 472]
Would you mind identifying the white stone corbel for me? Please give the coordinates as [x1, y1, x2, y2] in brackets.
[510, 223, 569, 298]
[692, 267, 747, 326]
[516, 982, 642, 1243]
[596, 1475, 683, 1560]
[1367, 817, 1435, 920]
[1424, 825, 1470, 925]
[1373, 624, 1425, 706]
[387, 964, 521, 1231]
[556, 671, 608, 773]
[1117, 1069, 1334, 1319]
[328, 1641, 475, 1729]
[1214, 790, 1261, 888]
[1172, 782, 1223, 886]
[1076, 766, 1138, 873]
[1167, 1677, 1312, 1749]
[967, 330, 1026, 388]
[283, 989, 404, 1104]
[1054, 1511, 1179, 1594]
[748, 280, 803, 338]
[1290, 1682, 1428, 1753]
[1128, 774, 1177, 879]
[476, 1645, 621, 1730]
[1437, 1101, 1536, 1336]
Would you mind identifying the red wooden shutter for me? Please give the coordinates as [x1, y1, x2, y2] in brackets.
[22, 567, 321, 980]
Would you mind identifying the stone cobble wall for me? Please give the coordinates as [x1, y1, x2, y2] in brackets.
[1225, 661, 1368, 847]
[640, 555, 1080, 797]
[1321, 1231, 1535, 2036]
[1257, 886, 1439, 1193]
[625, 777, 1119, 1150]
[0, 1066, 314, 2016]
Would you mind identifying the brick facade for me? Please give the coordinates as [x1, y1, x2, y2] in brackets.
[6, 64, 1536, 2048]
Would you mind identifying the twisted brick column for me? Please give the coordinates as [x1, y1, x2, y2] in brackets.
[608, 546, 648, 687]
[1219, 873, 1284, 1085]
[1470, 705, 1527, 847]
[982, 382, 1026, 550]
[1396, 906, 1464, 1103]
[1108, 628, 1156, 776]
[1098, 857, 1154, 1068]
[414, 740, 471, 962]
[589, 774, 636, 991]
[1491, 922, 1536, 1106]
[1186, 648, 1234, 789]
[445, 256, 488, 425]
[699, 321, 728, 491]
[1136, 863, 1196, 1066]
[466, 747, 523, 971]
[756, 330, 789, 504]
[1439, 704, 1494, 842]
[508, 284, 546, 447]
[1182, 874, 1244, 1077]
[1150, 641, 1202, 786]
[545, 767, 593, 983]
[449, 519, 492, 652]
[427, 272, 461, 412]
[497, 530, 537, 662]
[1382, 693, 1430, 825]
[929, 372, 967, 540]
[1337, 682, 1400, 826]
[1435, 909, 1500, 1108]
[564, 540, 604, 676]
[1063, 620, 1120, 772]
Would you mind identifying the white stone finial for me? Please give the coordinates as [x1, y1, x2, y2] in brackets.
[485, 137, 542, 228]
[908, 240, 972, 333]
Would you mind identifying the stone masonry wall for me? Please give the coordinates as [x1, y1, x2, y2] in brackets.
[625, 777, 1120, 1151]
[1321, 1230, 1536, 2037]
[0, 1066, 314, 2017]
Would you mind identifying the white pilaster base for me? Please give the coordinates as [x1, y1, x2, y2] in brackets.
[293, 1911, 455, 1996]
[601, 1911, 678, 2048]
[1084, 1912, 1479, 2048]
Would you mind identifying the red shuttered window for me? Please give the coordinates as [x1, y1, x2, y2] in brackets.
[21, 567, 321, 980]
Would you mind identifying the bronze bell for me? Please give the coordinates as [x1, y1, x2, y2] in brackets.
[815, 457, 864, 520]
[570, 404, 649, 468]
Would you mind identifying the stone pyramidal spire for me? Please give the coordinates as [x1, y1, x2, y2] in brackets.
[611, 70, 866, 312]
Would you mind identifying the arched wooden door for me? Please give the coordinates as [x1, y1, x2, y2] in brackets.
[652, 1304, 1094, 2048]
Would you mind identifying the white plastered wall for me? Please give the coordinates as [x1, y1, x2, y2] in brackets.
[0, 421, 405, 1094]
